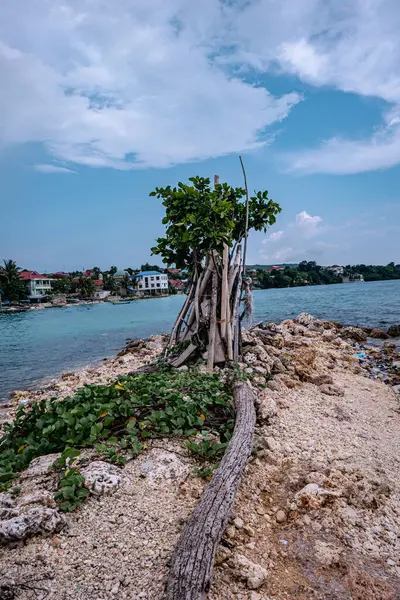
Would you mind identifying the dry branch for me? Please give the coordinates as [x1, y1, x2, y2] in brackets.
[165, 381, 257, 600]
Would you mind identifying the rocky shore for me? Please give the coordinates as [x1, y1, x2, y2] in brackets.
[1, 315, 399, 599]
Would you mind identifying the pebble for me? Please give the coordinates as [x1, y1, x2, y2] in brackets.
[275, 510, 286, 524]
[234, 517, 244, 529]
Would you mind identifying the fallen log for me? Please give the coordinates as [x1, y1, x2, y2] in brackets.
[165, 381, 257, 600]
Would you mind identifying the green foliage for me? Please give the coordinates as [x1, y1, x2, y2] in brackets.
[54, 467, 89, 512]
[72, 276, 96, 298]
[0, 259, 28, 301]
[0, 370, 234, 492]
[141, 263, 162, 272]
[150, 177, 281, 270]
[50, 276, 72, 294]
[193, 465, 216, 479]
[344, 262, 400, 282]
[185, 436, 227, 459]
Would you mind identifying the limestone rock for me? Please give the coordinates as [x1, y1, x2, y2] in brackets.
[295, 313, 314, 327]
[0, 507, 66, 545]
[244, 352, 257, 365]
[81, 461, 123, 496]
[137, 451, 189, 485]
[233, 554, 268, 589]
[258, 397, 277, 421]
[21, 453, 61, 479]
[275, 510, 286, 523]
[295, 483, 340, 509]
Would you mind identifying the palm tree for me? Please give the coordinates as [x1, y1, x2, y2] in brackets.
[78, 276, 96, 298]
[0, 260, 28, 301]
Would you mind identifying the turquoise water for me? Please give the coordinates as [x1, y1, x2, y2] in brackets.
[1, 280, 399, 400]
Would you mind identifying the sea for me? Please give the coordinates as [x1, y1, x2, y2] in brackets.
[0, 279, 399, 401]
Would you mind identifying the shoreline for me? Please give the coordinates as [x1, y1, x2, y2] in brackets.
[2, 316, 399, 411]
[1, 314, 400, 598]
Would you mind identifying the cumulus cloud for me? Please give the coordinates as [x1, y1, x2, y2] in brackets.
[1, 0, 400, 173]
[33, 164, 77, 174]
[231, 0, 400, 174]
[260, 211, 331, 262]
[0, 0, 300, 170]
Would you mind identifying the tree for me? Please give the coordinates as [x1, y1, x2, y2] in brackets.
[151, 175, 281, 368]
[91, 267, 101, 279]
[109, 266, 117, 276]
[72, 276, 96, 298]
[141, 262, 161, 272]
[51, 277, 72, 294]
[0, 260, 28, 301]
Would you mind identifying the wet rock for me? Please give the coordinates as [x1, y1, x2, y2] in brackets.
[370, 329, 390, 340]
[340, 327, 367, 343]
[81, 461, 123, 496]
[233, 554, 268, 589]
[387, 324, 400, 337]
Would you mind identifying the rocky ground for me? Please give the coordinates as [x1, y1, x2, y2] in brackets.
[1, 315, 399, 600]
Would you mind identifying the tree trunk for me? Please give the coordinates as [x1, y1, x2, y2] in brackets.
[207, 262, 218, 372]
[165, 381, 256, 600]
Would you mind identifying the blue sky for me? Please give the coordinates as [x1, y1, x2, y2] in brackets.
[1, 0, 399, 272]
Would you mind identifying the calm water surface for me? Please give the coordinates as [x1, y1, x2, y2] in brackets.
[1, 280, 399, 399]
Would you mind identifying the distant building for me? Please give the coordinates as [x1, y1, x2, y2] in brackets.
[267, 266, 285, 273]
[19, 270, 54, 299]
[93, 279, 104, 289]
[326, 265, 344, 276]
[113, 268, 129, 281]
[134, 270, 168, 293]
[53, 271, 71, 278]
[167, 268, 181, 276]
[93, 290, 111, 300]
[168, 278, 184, 291]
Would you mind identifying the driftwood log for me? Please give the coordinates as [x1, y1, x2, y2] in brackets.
[165, 381, 257, 600]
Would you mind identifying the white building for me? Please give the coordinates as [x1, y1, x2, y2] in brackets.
[134, 270, 168, 293]
[326, 265, 344, 276]
[19, 270, 54, 299]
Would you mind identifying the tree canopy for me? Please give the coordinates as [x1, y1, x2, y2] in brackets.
[0, 260, 27, 301]
[151, 176, 281, 270]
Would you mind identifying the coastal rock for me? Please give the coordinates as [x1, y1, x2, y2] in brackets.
[370, 329, 390, 340]
[295, 313, 314, 327]
[0, 507, 66, 545]
[340, 327, 367, 343]
[387, 324, 400, 337]
[81, 461, 123, 496]
[232, 554, 268, 589]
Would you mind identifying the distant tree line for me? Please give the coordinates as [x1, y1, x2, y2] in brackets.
[344, 262, 400, 281]
[253, 260, 400, 289]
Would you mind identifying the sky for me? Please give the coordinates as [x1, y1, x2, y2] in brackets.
[1, 0, 400, 272]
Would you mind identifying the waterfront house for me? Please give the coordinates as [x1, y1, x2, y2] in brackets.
[267, 266, 285, 273]
[19, 270, 54, 300]
[326, 265, 344, 276]
[134, 270, 168, 293]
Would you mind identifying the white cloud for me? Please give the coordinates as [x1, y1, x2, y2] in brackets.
[0, 1, 300, 170]
[261, 211, 330, 262]
[2, 0, 400, 173]
[231, 0, 400, 174]
[33, 164, 77, 174]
